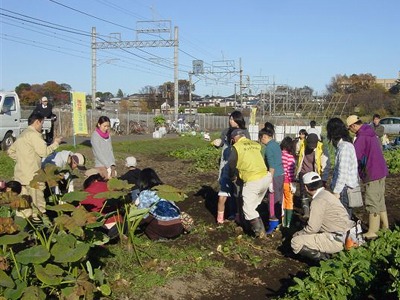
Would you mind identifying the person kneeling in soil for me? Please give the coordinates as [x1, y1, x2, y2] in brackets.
[136, 168, 184, 241]
[81, 169, 123, 240]
[291, 172, 355, 262]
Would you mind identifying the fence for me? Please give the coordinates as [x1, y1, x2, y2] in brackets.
[22, 108, 313, 139]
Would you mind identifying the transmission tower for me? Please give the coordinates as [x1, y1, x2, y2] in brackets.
[91, 20, 179, 119]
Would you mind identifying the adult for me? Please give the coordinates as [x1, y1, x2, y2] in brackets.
[308, 120, 321, 140]
[326, 118, 359, 217]
[91, 116, 116, 179]
[370, 113, 385, 139]
[8, 112, 62, 220]
[81, 169, 122, 239]
[212, 110, 250, 224]
[347, 115, 389, 239]
[295, 133, 330, 219]
[33, 96, 56, 144]
[42, 151, 86, 194]
[259, 128, 284, 234]
[228, 129, 271, 238]
[136, 168, 184, 240]
[119, 156, 141, 201]
[291, 172, 355, 262]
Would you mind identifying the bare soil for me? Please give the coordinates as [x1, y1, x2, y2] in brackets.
[72, 135, 400, 300]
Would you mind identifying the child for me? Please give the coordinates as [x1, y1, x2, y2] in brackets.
[294, 129, 308, 158]
[259, 128, 284, 234]
[119, 156, 141, 201]
[280, 137, 296, 228]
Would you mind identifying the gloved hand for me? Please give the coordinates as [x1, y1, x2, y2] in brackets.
[212, 138, 222, 147]
[269, 182, 274, 193]
[290, 182, 297, 194]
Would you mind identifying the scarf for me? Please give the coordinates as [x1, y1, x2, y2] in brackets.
[96, 127, 109, 139]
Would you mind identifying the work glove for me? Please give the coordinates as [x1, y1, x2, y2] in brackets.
[212, 138, 222, 147]
[269, 182, 274, 193]
[290, 182, 297, 194]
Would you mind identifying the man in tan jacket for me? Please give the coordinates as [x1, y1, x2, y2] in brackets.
[8, 112, 62, 220]
[291, 172, 354, 262]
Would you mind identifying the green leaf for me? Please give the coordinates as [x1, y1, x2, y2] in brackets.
[13, 216, 27, 231]
[51, 242, 90, 263]
[46, 203, 76, 212]
[15, 245, 50, 265]
[21, 286, 46, 300]
[34, 264, 63, 286]
[99, 284, 111, 296]
[0, 269, 15, 288]
[107, 177, 133, 191]
[4, 280, 27, 300]
[153, 184, 187, 202]
[0, 232, 29, 245]
[61, 191, 90, 203]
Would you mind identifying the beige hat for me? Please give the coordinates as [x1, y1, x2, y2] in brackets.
[41, 96, 48, 102]
[84, 168, 100, 178]
[71, 153, 85, 167]
[125, 156, 137, 167]
[346, 115, 361, 127]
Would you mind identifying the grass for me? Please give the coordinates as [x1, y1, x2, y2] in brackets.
[0, 152, 15, 180]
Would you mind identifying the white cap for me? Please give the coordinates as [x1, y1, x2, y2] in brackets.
[302, 172, 321, 184]
[42, 96, 48, 102]
[125, 156, 137, 167]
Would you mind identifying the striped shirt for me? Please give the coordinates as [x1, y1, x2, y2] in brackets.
[282, 150, 296, 183]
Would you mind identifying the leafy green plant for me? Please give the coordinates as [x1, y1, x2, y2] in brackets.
[153, 115, 166, 128]
[384, 149, 400, 174]
[169, 145, 220, 172]
[0, 166, 111, 299]
[279, 227, 400, 299]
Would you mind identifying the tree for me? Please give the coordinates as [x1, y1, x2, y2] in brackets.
[15, 83, 31, 96]
[139, 85, 162, 110]
[116, 89, 124, 98]
[159, 80, 195, 102]
[326, 73, 376, 95]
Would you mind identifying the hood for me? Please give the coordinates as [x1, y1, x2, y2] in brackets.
[357, 124, 376, 138]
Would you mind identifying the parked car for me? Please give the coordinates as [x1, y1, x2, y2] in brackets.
[380, 117, 400, 135]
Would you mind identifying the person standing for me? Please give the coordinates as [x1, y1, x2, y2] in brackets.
[33, 96, 56, 144]
[212, 110, 250, 224]
[228, 129, 271, 238]
[295, 133, 330, 219]
[91, 116, 116, 179]
[8, 112, 62, 220]
[370, 114, 385, 139]
[259, 128, 284, 234]
[291, 172, 355, 262]
[280, 137, 296, 228]
[308, 120, 322, 140]
[347, 115, 389, 239]
[326, 118, 359, 217]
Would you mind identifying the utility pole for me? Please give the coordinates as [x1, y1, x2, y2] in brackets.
[91, 27, 96, 110]
[173, 26, 179, 122]
[239, 58, 243, 108]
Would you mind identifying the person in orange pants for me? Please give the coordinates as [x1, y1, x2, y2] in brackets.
[280, 137, 296, 227]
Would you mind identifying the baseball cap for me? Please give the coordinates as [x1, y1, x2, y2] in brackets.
[42, 96, 48, 102]
[71, 153, 85, 167]
[306, 133, 319, 148]
[346, 115, 361, 127]
[125, 156, 137, 167]
[303, 172, 321, 184]
[230, 129, 246, 139]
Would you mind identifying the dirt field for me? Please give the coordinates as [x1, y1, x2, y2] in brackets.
[72, 135, 400, 299]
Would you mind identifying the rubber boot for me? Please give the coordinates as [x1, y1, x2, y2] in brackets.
[301, 198, 310, 219]
[266, 219, 279, 234]
[250, 217, 266, 238]
[298, 246, 330, 262]
[285, 209, 293, 228]
[380, 211, 389, 229]
[363, 213, 380, 240]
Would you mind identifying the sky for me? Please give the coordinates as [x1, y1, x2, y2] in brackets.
[0, 0, 399, 98]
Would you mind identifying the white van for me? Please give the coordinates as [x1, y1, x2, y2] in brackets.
[0, 91, 51, 150]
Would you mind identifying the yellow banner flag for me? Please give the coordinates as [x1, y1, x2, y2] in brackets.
[72, 92, 88, 135]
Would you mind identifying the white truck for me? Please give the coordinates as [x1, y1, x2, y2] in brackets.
[0, 91, 51, 150]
